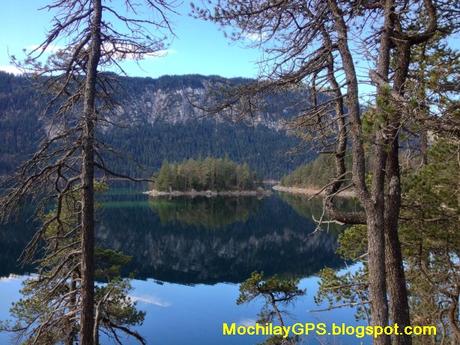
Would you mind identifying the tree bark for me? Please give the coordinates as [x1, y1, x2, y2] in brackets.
[80, 1, 102, 344]
[365, 2, 394, 343]
[319, 27, 367, 225]
[384, 40, 412, 345]
[327, 1, 391, 344]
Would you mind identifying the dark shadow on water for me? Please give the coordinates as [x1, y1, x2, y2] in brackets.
[97, 194, 345, 284]
[0, 186, 347, 285]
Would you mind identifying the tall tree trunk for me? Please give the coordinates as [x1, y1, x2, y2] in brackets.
[327, 1, 391, 344]
[366, 1, 394, 343]
[385, 146, 411, 345]
[384, 41, 412, 345]
[368, 141, 390, 345]
[80, 1, 102, 344]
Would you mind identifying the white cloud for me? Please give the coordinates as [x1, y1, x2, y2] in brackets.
[238, 318, 257, 327]
[129, 294, 171, 307]
[0, 65, 23, 75]
[243, 32, 268, 42]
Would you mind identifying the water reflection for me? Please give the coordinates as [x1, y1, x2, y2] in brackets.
[149, 197, 261, 229]
[0, 206, 37, 277]
[279, 193, 361, 234]
[0, 190, 364, 345]
[0, 191, 345, 285]
[97, 194, 343, 284]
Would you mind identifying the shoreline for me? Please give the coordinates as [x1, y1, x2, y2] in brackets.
[272, 185, 355, 198]
[144, 188, 272, 198]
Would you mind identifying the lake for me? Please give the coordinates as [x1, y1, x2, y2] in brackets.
[0, 185, 368, 345]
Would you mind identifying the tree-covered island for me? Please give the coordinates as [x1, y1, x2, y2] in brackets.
[147, 157, 270, 197]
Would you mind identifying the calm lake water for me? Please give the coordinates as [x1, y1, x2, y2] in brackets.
[0, 185, 369, 345]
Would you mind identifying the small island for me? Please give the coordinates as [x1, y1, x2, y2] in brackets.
[145, 157, 271, 197]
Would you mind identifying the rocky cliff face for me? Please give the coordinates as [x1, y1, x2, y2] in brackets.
[0, 72, 312, 177]
[111, 74, 303, 129]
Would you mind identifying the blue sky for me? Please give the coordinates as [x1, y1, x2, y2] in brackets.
[0, 1, 262, 78]
[1, 1, 458, 85]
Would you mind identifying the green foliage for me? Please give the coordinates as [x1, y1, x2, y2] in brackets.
[0, 186, 145, 344]
[315, 139, 460, 341]
[153, 157, 258, 191]
[280, 154, 351, 189]
[315, 266, 369, 322]
[94, 279, 145, 333]
[362, 86, 397, 148]
[0, 73, 44, 174]
[399, 140, 460, 343]
[375, 86, 397, 121]
[238, 272, 305, 345]
[2, 276, 144, 345]
[336, 225, 367, 261]
[95, 248, 133, 281]
[237, 272, 305, 306]
[103, 120, 312, 180]
[400, 140, 460, 258]
[362, 108, 378, 141]
[315, 225, 369, 322]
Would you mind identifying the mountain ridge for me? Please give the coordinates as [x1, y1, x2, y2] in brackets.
[0, 72, 313, 178]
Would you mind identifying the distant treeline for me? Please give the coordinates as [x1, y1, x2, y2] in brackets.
[280, 154, 352, 188]
[153, 157, 258, 192]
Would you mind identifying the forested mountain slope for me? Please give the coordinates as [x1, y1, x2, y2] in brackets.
[0, 72, 314, 178]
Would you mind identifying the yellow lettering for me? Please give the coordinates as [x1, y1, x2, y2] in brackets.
[222, 323, 236, 335]
[292, 323, 304, 336]
[282, 326, 291, 338]
[237, 326, 246, 335]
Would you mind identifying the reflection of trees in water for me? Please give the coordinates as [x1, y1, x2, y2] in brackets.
[96, 196, 344, 284]
[149, 196, 261, 229]
[1, 195, 345, 285]
[278, 193, 361, 234]
[0, 206, 37, 276]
